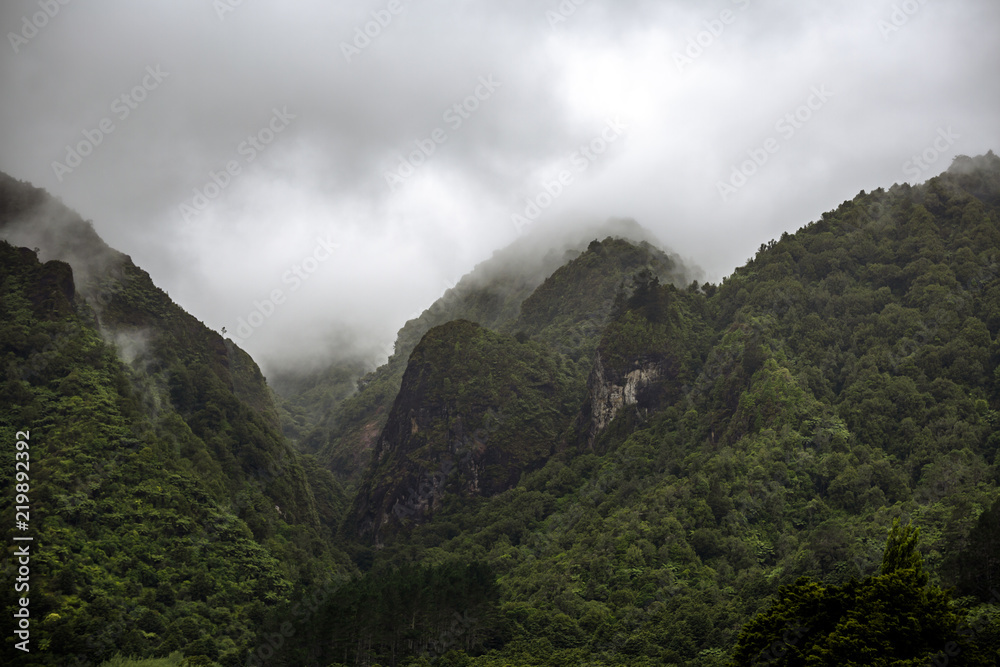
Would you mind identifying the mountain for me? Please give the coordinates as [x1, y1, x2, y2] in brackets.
[0, 174, 355, 666]
[265, 152, 1000, 666]
[350, 319, 582, 545]
[3, 152, 1000, 666]
[274, 219, 692, 493]
[345, 238, 700, 545]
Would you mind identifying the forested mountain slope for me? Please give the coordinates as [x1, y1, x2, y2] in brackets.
[268, 153, 1000, 666]
[0, 174, 355, 666]
[3, 151, 1000, 667]
[285, 222, 691, 492]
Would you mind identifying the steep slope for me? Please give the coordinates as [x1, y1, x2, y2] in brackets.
[511, 237, 689, 360]
[349, 319, 582, 544]
[0, 175, 355, 666]
[287, 153, 1000, 667]
[5, 149, 999, 666]
[577, 270, 713, 451]
[345, 236, 697, 546]
[297, 223, 691, 490]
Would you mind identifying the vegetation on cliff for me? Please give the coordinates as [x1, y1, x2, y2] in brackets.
[3, 153, 1000, 665]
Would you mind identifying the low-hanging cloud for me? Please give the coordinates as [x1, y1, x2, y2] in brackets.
[2, 0, 998, 373]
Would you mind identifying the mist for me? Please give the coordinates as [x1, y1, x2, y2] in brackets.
[2, 0, 998, 373]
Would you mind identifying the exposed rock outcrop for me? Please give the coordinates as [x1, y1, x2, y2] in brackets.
[583, 351, 670, 449]
[350, 320, 578, 545]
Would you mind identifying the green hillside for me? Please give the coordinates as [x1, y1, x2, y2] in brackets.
[0, 177, 356, 666]
[349, 319, 583, 545]
[268, 153, 1000, 666]
[3, 153, 1000, 666]
[286, 224, 689, 493]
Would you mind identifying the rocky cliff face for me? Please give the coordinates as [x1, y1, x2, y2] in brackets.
[586, 351, 665, 441]
[576, 277, 710, 450]
[350, 319, 580, 544]
[349, 255, 706, 543]
[297, 228, 691, 489]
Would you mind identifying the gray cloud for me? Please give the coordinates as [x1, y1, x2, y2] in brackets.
[2, 0, 998, 371]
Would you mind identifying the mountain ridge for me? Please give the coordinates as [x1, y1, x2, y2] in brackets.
[290, 151, 1000, 665]
[0, 173, 356, 666]
[2, 152, 1000, 665]
[279, 221, 695, 494]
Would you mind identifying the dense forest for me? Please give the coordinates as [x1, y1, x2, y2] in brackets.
[0, 174, 355, 666]
[2, 153, 1000, 665]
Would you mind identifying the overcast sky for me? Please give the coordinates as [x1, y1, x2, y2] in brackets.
[2, 0, 999, 372]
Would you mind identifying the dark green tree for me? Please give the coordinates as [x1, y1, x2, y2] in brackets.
[729, 520, 993, 666]
[956, 497, 1000, 602]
